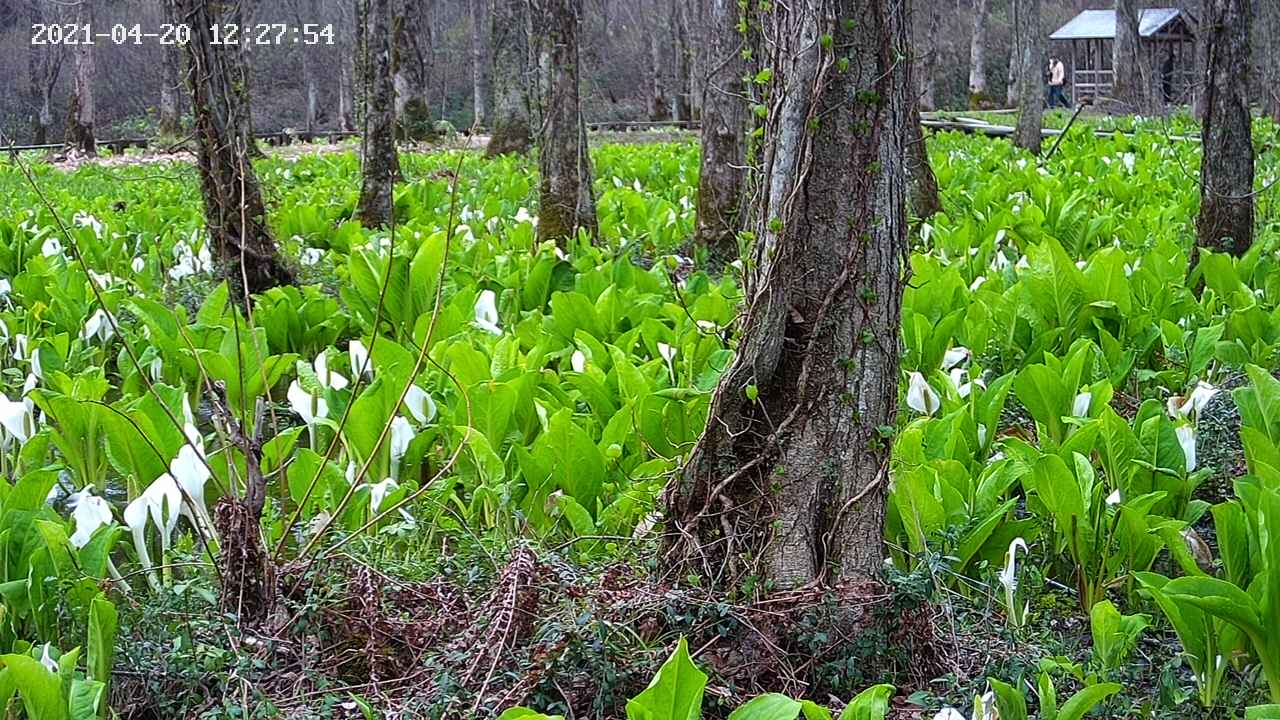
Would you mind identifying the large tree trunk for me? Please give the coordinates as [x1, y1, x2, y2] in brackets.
[393, 0, 433, 138]
[535, 0, 598, 244]
[1113, 0, 1150, 111]
[693, 0, 748, 258]
[1263, 0, 1280, 123]
[968, 0, 991, 108]
[470, 0, 494, 129]
[66, 0, 97, 156]
[1197, 0, 1254, 256]
[159, 0, 183, 138]
[1012, 0, 1044, 153]
[358, 0, 401, 227]
[663, 0, 909, 590]
[486, 0, 534, 156]
[175, 0, 294, 296]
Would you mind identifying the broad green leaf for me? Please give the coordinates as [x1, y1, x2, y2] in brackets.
[837, 684, 894, 720]
[626, 637, 707, 720]
[729, 693, 802, 720]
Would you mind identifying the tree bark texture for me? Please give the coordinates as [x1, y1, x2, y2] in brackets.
[1193, 0, 1210, 120]
[663, 0, 909, 591]
[392, 0, 433, 138]
[968, 0, 991, 107]
[1262, 0, 1280, 123]
[919, 2, 941, 110]
[1197, 0, 1254, 256]
[159, 0, 183, 137]
[358, 0, 402, 228]
[174, 0, 294, 297]
[1113, 0, 1150, 111]
[1012, 0, 1044, 153]
[535, 0, 598, 244]
[671, 0, 694, 123]
[648, 25, 670, 121]
[693, 0, 748, 258]
[906, 105, 942, 221]
[470, 0, 494, 128]
[486, 0, 534, 156]
[27, 0, 64, 147]
[66, 0, 97, 155]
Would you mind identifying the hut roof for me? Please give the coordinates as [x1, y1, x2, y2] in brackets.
[1049, 8, 1191, 41]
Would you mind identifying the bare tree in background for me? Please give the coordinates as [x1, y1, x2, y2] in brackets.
[535, 0, 597, 244]
[159, 0, 183, 138]
[920, 2, 942, 110]
[1262, 0, 1280, 123]
[647, 0, 670, 121]
[470, 0, 493, 128]
[664, 0, 910, 589]
[486, 0, 534, 156]
[968, 0, 991, 107]
[174, 0, 294, 296]
[1113, 0, 1150, 111]
[66, 0, 97, 155]
[336, 0, 357, 132]
[670, 0, 694, 123]
[26, 0, 65, 146]
[393, 0, 434, 138]
[293, 0, 319, 136]
[1197, 0, 1253, 256]
[693, 0, 747, 258]
[358, 0, 401, 227]
[1013, 0, 1044, 152]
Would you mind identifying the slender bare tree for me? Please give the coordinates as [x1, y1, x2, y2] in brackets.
[1197, 0, 1254, 256]
[358, 0, 401, 227]
[1113, 0, 1150, 111]
[27, 0, 65, 147]
[1012, 0, 1044, 152]
[663, 0, 910, 589]
[535, 0, 598, 244]
[486, 0, 534, 156]
[470, 0, 494, 128]
[919, 2, 942, 110]
[174, 0, 294, 297]
[1262, 0, 1280, 122]
[159, 0, 183, 138]
[647, 1, 670, 121]
[693, 0, 748, 258]
[968, 0, 991, 107]
[66, 0, 97, 155]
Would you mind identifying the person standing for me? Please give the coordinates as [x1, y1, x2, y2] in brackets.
[1048, 57, 1069, 108]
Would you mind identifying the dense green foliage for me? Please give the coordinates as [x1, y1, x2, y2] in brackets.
[0, 117, 1278, 716]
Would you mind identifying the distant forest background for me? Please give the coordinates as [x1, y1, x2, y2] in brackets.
[0, 0, 1264, 145]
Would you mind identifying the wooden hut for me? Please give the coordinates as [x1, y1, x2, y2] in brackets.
[1049, 8, 1197, 106]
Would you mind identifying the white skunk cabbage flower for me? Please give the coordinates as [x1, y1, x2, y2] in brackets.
[570, 350, 586, 373]
[403, 385, 437, 425]
[41, 236, 63, 258]
[942, 347, 971, 370]
[0, 395, 35, 445]
[123, 473, 182, 589]
[287, 381, 329, 425]
[300, 247, 324, 266]
[313, 352, 349, 391]
[933, 709, 965, 720]
[657, 342, 677, 381]
[349, 339, 371, 379]
[1176, 424, 1197, 472]
[1072, 391, 1092, 417]
[69, 487, 114, 548]
[389, 416, 415, 479]
[998, 538, 1029, 628]
[473, 290, 502, 335]
[39, 644, 58, 672]
[514, 207, 537, 225]
[369, 478, 399, 514]
[131, 256, 146, 274]
[82, 308, 116, 344]
[1168, 381, 1219, 422]
[1106, 488, 1122, 506]
[169, 427, 215, 537]
[906, 372, 941, 416]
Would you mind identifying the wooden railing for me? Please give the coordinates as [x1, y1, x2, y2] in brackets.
[1072, 69, 1115, 104]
